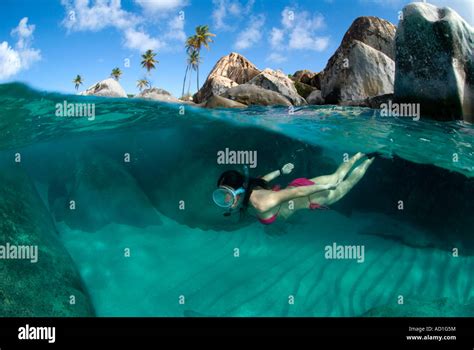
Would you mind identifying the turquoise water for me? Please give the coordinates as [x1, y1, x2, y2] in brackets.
[1, 82, 473, 316]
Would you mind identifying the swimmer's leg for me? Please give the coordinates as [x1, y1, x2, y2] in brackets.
[319, 158, 374, 205]
[310, 152, 365, 185]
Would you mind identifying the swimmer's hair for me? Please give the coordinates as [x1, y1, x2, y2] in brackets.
[217, 170, 270, 215]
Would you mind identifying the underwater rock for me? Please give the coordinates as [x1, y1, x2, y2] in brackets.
[306, 90, 325, 105]
[320, 16, 396, 104]
[394, 3, 474, 122]
[223, 84, 292, 107]
[59, 149, 162, 232]
[204, 95, 247, 108]
[79, 78, 127, 98]
[0, 166, 94, 316]
[249, 68, 307, 106]
[135, 87, 182, 103]
[194, 52, 261, 103]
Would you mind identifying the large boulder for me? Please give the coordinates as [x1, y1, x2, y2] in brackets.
[306, 90, 325, 105]
[0, 166, 94, 316]
[292, 69, 321, 89]
[321, 40, 395, 103]
[248, 68, 307, 106]
[320, 16, 396, 104]
[341, 16, 396, 59]
[204, 95, 247, 108]
[294, 81, 317, 99]
[222, 84, 292, 106]
[80, 78, 127, 98]
[194, 52, 260, 103]
[194, 76, 239, 104]
[394, 3, 474, 122]
[135, 88, 181, 103]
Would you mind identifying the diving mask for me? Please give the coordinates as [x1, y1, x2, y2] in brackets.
[212, 185, 245, 208]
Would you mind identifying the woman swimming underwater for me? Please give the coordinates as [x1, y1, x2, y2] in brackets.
[212, 152, 375, 224]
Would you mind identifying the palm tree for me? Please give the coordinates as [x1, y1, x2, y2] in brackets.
[136, 79, 150, 92]
[186, 50, 200, 96]
[182, 35, 198, 97]
[111, 67, 122, 81]
[141, 50, 158, 77]
[193, 25, 215, 90]
[73, 75, 83, 91]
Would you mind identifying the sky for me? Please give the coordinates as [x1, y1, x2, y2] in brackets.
[0, 0, 473, 97]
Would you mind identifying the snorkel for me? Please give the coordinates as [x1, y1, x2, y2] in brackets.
[213, 165, 250, 216]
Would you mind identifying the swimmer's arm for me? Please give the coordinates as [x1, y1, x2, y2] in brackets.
[261, 163, 294, 182]
[261, 169, 281, 182]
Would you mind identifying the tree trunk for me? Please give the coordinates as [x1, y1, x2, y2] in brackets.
[187, 69, 192, 96]
[182, 65, 189, 98]
[197, 65, 200, 92]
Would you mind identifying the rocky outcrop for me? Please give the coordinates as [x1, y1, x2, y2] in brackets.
[306, 90, 324, 105]
[0, 166, 94, 316]
[340, 16, 396, 59]
[80, 78, 127, 98]
[366, 93, 394, 109]
[204, 95, 247, 108]
[222, 84, 292, 106]
[194, 76, 239, 104]
[135, 88, 181, 103]
[394, 3, 474, 122]
[194, 52, 260, 103]
[248, 68, 307, 106]
[320, 16, 396, 104]
[292, 69, 321, 89]
[294, 81, 316, 99]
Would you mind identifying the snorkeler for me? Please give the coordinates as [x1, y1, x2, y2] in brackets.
[212, 152, 375, 224]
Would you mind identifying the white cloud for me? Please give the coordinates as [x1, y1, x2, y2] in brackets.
[124, 28, 163, 51]
[165, 15, 186, 42]
[266, 52, 287, 64]
[281, 7, 295, 29]
[135, 0, 188, 12]
[61, 0, 138, 32]
[234, 15, 265, 50]
[212, 0, 255, 30]
[269, 7, 329, 52]
[60, 0, 186, 53]
[0, 42, 22, 80]
[11, 17, 35, 49]
[289, 27, 329, 51]
[0, 17, 41, 80]
[269, 28, 284, 48]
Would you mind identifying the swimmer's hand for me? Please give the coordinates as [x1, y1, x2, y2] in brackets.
[281, 163, 294, 175]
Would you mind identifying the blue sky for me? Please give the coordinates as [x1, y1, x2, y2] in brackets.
[0, 0, 472, 97]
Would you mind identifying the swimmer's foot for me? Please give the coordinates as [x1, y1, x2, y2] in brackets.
[366, 151, 382, 159]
